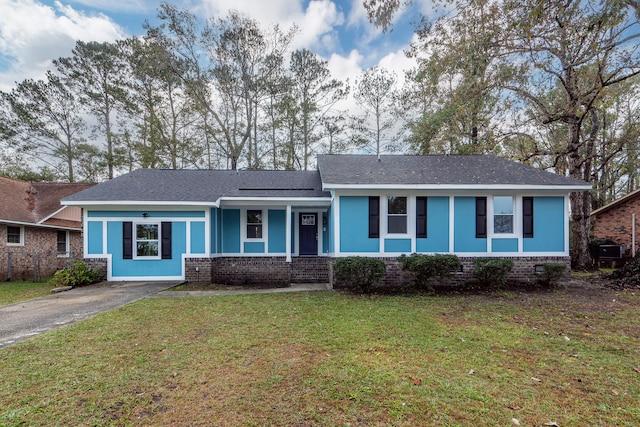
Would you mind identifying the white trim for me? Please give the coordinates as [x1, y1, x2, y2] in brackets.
[323, 183, 592, 191]
[331, 251, 569, 258]
[63, 200, 219, 207]
[333, 194, 341, 256]
[56, 230, 70, 257]
[0, 219, 81, 231]
[286, 205, 292, 262]
[449, 196, 455, 253]
[37, 206, 68, 224]
[240, 208, 267, 253]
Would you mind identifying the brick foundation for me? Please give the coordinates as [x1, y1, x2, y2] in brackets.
[329, 256, 571, 289]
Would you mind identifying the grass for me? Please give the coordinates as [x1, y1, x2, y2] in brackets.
[1, 286, 639, 426]
[0, 280, 54, 306]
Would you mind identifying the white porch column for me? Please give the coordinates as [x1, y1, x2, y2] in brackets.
[286, 204, 292, 262]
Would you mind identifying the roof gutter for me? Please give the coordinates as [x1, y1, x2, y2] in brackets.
[0, 219, 82, 231]
[322, 183, 593, 191]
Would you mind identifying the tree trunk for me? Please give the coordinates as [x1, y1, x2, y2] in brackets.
[567, 119, 591, 269]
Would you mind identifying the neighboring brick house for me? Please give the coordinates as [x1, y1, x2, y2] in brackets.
[591, 188, 640, 258]
[0, 177, 94, 280]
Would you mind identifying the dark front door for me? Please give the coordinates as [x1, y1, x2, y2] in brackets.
[299, 213, 318, 256]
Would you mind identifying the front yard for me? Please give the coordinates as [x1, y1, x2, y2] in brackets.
[0, 284, 639, 426]
[0, 280, 54, 306]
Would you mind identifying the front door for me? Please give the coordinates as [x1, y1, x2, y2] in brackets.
[299, 213, 318, 256]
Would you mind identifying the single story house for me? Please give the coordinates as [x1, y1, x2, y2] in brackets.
[0, 176, 95, 280]
[591, 188, 640, 258]
[62, 154, 591, 285]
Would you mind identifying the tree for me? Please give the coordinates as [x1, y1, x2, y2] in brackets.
[354, 66, 397, 157]
[405, 1, 505, 155]
[499, 0, 640, 268]
[147, 4, 291, 170]
[124, 37, 201, 170]
[0, 71, 87, 182]
[289, 49, 348, 170]
[54, 41, 133, 179]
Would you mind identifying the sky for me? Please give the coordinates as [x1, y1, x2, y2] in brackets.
[0, 0, 435, 93]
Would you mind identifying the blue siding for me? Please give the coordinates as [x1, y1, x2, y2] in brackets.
[190, 222, 206, 254]
[222, 209, 241, 253]
[108, 221, 186, 278]
[384, 238, 411, 252]
[268, 210, 286, 253]
[340, 196, 379, 252]
[492, 238, 518, 252]
[89, 210, 204, 218]
[87, 221, 103, 254]
[416, 196, 449, 253]
[454, 197, 487, 252]
[523, 197, 565, 252]
[327, 206, 334, 253]
[245, 241, 265, 253]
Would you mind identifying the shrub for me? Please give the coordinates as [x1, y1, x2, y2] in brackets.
[49, 260, 103, 288]
[473, 258, 514, 287]
[333, 256, 386, 293]
[398, 253, 461, 290]
[535, 262, 567, 287]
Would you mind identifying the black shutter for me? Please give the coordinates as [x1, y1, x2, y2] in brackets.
[123, 222, 133, 259]
[476, 197, 487, 238]
[416, 196, 428, 238]
[523, 197, 534, 238]
[368, 196, 380, 238]
[161, 222, 172, 259]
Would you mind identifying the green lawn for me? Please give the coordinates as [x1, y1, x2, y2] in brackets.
[1, 287, 639, 426]
[0, 280, 54, 306]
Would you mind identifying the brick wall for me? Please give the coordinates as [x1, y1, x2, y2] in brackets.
[213, 257, 292, 286]
[0, 224, 84, 280]
[329, 256, 571, 289]
[592, 197, 640, 255]
[291, 257, 330, 283]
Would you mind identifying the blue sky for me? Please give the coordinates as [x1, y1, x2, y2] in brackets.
[0, 0, 432, 92]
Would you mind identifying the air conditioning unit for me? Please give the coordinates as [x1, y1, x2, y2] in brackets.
[598, 245, 624, 259]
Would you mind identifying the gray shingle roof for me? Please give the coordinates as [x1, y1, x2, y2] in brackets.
[317, 154, 591, 188]
[63, 169, 330, 203]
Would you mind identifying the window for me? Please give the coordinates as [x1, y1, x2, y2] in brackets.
[56, 230, 69, 255]
[493, 196, 514, 234]
[136, 223, 159, 257]
[247, 210, 263, 239]
[387, 196, 407, 234]
[7, 226, 22, 245]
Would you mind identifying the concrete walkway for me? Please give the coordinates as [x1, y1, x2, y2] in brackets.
[0, 281, 179, 348]
[155, 282, 330, 298]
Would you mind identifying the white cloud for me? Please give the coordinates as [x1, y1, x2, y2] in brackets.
[0, 0, 125, 91]
[327, 48, 363, 82]
[201, 0, 344, 52]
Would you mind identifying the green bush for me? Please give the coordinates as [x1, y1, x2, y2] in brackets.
[49, 260, 102, 288]
[398, 253, 461, 290]
[535, 262, 567, 287]
[473, 258, 514, 287]
[333, 256, 386, 293]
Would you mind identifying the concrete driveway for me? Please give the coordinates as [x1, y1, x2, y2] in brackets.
[0, 281, 179, 347]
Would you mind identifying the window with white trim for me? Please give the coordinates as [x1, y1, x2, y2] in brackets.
[56, 230, 69, 255]
[135, 223, 159, 257]
[493, 196, 514, 234]
[246, 210, 263, 239]
[6, 226, 23, 245]
[387, 196, 407, 234]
